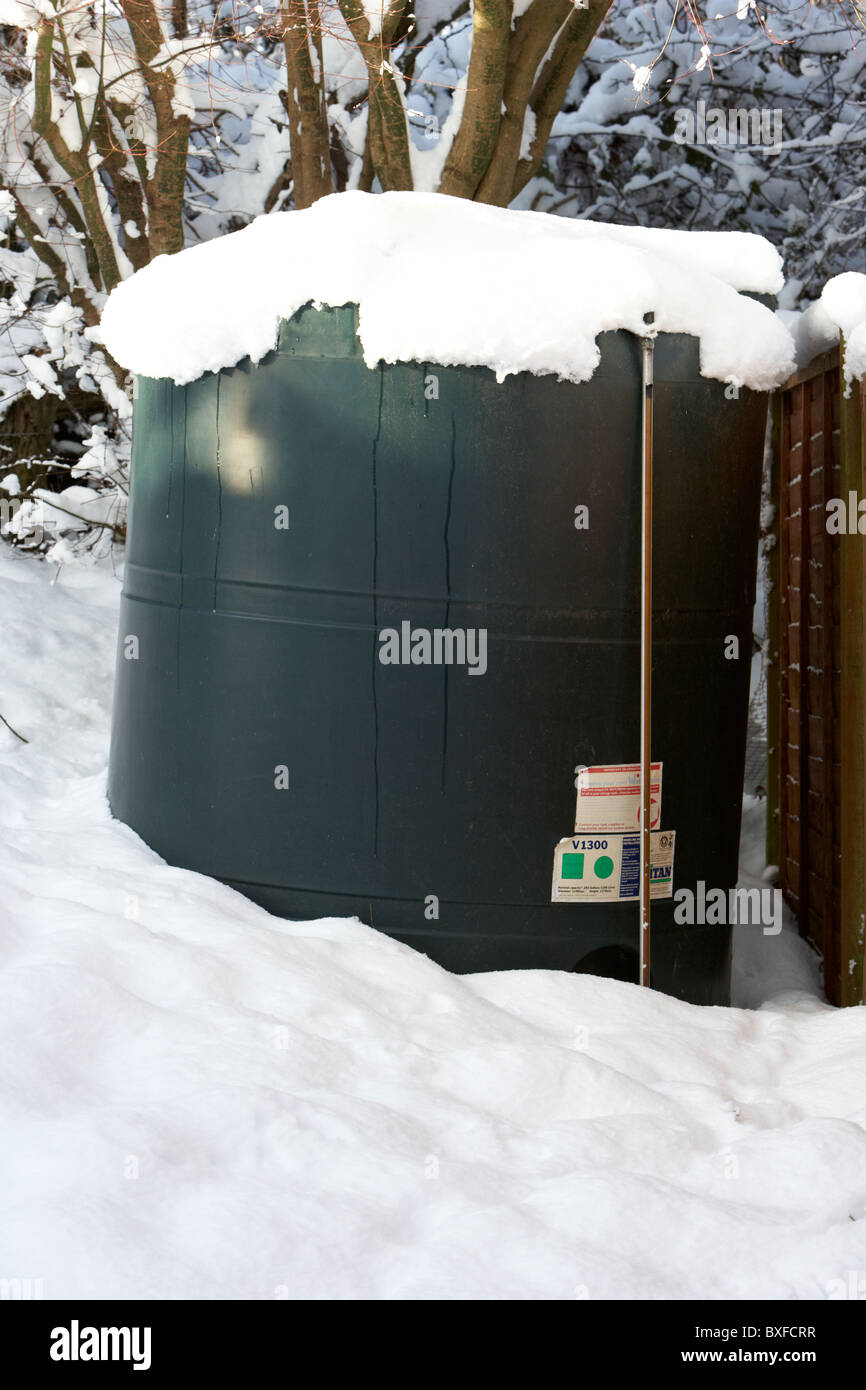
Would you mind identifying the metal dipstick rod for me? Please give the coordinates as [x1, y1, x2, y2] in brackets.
[640, 313, 655, 988]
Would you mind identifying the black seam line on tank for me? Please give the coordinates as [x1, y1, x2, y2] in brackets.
[175, 389, 188, 693]
[441, 411, 457, 792]
[121, 569, 746, 619]
[120, 575, 745, 619]
[218, 887, 685, 925]
[115, 599, 738, 643]
[220, 877, 652, 914]
[212, 375, 223, 611]
[167, 387, 174, 519]
[371, 365, 383, 858]
[181, 396, 188, 580]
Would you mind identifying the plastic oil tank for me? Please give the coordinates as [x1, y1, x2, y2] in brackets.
[108, 303, 768, 1004]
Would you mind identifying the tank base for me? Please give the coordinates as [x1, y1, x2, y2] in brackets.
[221, 876, 732, 1006]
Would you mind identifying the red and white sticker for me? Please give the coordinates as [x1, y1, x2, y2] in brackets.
[575, 762, 662, 834]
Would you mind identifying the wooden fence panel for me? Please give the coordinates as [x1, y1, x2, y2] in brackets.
[838, 357, 866, 1007]
[770, 345, 865, 1005]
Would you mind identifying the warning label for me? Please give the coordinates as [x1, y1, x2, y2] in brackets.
[551, 830, 676, 903]
[575, 762, 662, 834]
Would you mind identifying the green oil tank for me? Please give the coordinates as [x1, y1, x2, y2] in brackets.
[108, 304, 767, 1004]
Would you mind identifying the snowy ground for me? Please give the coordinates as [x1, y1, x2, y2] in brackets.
[1, 545, 865, 1301]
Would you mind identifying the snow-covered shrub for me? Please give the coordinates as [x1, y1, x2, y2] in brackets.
[525, 1, 866, 302]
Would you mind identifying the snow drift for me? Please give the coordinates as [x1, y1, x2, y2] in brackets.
[99, 191, 796, 392]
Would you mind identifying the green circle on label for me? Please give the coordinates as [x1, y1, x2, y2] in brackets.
[594, 855, 615, 880]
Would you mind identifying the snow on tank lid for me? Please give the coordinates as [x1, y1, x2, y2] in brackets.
[98, 190, 795, 391]
[788, 272, 866, 388]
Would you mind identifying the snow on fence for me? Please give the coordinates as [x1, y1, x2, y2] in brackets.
[767, 345, 866, 1006]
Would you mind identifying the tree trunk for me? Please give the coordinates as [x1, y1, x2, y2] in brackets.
[0, 392, 58, 475]
[338, 0, 414, 193]
[511, 0, 612, 200]
[119, 0, 191, 256]
[438, 0, 512, 199]
[283, 0, 334, 208]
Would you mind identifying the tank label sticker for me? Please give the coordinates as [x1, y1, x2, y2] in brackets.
[551, 830, 675, 902]
[574, 762, 663, 834]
